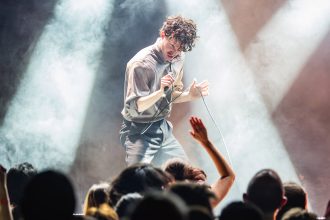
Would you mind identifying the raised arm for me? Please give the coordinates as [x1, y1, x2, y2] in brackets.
[325, 199, 330, 219]
[189, 116, 235, 207]
[0, 165, 13, 220]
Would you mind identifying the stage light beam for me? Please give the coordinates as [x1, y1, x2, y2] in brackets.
[245, 0, 330, 110]
[0, 0, 114, 171]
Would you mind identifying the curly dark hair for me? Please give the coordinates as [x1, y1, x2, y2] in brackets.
[160, 15, 198, 52]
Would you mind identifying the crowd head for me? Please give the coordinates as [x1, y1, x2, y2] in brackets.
[2, 163, 325, 220]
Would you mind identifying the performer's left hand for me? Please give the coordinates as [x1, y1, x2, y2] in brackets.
[188, 79, 209, 99]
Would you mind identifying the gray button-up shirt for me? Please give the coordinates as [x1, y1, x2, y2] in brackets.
[121, 39, 184, 123]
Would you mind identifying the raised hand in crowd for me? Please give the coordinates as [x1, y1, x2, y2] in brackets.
[324, 199, 330, 219]
[189, 116, 235, 207]
[0, 164, 13, 220]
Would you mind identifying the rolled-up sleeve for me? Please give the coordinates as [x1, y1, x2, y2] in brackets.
[124, 62, 153, 117]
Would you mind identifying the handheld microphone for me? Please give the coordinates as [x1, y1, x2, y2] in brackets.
[164, 74, 172, 92]
[164, 62, 172, 92]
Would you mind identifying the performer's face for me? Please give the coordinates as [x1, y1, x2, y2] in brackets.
[161, 33, 182, 61]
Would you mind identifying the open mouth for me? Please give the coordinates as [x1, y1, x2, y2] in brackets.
[167, 53, 174, 59]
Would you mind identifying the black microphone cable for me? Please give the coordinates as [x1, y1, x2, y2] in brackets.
[197, 87, 242, 194]
[197, 88, 233, 166]
[140, 85, 187, 135]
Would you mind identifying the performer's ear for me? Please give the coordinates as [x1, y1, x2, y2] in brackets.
[160, 31, 165, 39]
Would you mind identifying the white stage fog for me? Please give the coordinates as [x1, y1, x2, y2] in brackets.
[0, 0, 329, 215]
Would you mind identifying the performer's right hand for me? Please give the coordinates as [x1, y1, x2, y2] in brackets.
[160, 73, 175, 91]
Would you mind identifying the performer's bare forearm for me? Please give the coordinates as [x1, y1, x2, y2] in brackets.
[172, 91, 197, 103]
[136, 89, 164, 112]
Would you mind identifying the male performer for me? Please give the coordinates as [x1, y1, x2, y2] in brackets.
[120, 15, 209, 166]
